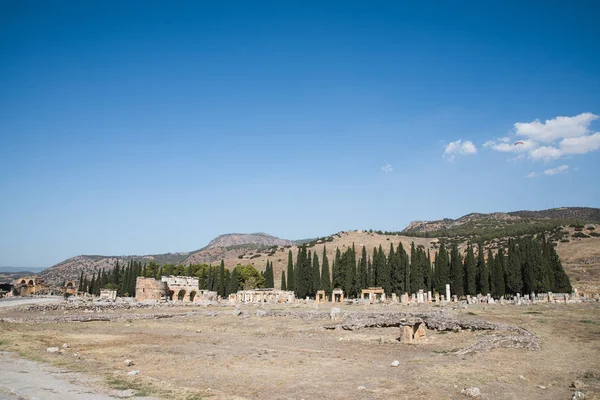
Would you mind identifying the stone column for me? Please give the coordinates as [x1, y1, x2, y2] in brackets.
[427, 291, 432, 304]
[445, 284, 451, 302]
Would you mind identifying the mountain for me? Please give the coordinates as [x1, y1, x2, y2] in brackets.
[402, 207, 600, 238]
[203, 233, 294, 250]
[39, 233, 293, 285]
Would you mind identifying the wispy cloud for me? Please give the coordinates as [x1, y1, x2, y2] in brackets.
[443, 139, 477, 162]
[543, 164, 569, 175]
[381, 163, 393, 173]
[525, 172, 537, 178]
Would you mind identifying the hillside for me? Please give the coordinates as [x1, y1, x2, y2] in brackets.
[39, 233, 293, 285]
[37, 208, 600, 293]
[402, 207, 600, 239]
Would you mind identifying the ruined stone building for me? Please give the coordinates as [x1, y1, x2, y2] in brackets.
[63, 281, 77, 296]
[135, 276, 217, 303]
[229, 289, 295, 304]
[12, 276, 49, 296]
[361, 287, 385, 302]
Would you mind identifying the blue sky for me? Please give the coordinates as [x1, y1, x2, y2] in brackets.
[1, 1, 599, 268]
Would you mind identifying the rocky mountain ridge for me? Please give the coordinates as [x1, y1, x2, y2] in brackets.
[402, 207, 600, 235]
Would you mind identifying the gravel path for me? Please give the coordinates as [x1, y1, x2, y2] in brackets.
[0, 352, 156, 400]
[0, 297, 62, 309]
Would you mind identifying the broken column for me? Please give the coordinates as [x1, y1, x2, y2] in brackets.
[445, 284, 451, 303]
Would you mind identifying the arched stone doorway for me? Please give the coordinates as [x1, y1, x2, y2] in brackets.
[177, 290, 186, 301]
[168, 290, 174, 301]
[28, 280, 34, 286]
[189, 291, 196, 302]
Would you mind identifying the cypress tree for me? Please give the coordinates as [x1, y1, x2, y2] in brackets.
[281, 271, 287, 291]
[227, 268, 239, 294]
[506, 239, 523, 295]
[321, 246, 331, 295]
[494, 248, 506, 297]
[426, 249, 433, 291]
[78, 270, 84, 293]
[385, 243, 396, 294]
[307, 250, 313, 295]
[397, 243, 408, 293]
[409, 243, 417, 292]
[434, 243, 450, 293]
[464, 245, 477, 296]
[113, 261, 120, 285]
[486, 248, 495, 296]
[548, 244, 572, 293]
[450, 243, 464, 297]
[367, 253, 374, 288]
[89, 272, 96, 295]
[333, 248, 342, 288]
[312, 252, 320, 296]
[287, 250, 295, 292]
[476, 242, 489, 295]
[219, 260, 225, 297]
[358, 246, 368, 291]
[224, 269, 231, 297]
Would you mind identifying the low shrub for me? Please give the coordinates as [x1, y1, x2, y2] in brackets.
[572, 232, 590, 238]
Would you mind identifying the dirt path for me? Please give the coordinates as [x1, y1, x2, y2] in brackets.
[0, 297, 62, 309]
[0, 352, 156, 400]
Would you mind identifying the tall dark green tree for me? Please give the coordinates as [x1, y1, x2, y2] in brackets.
[286, 250, 295, 292]
[450, 243, 464, 297]
[434, 243, 450, 293]
[397, 243, 409, 293]
[358, 246, 368, 291]
[281, 271, 287, 291]
[464, 245, 477, 296]
[506, 239, 523, 294]
[219, 260, 225, 297]
[312, 252, 320, 295]
[494, 248, 506, 297]
[227, 267, 239, 294]
[547, 243, 572, 292]
[333, 248, 342, 288]
[476, 242, 489, 295]
[321, 246, 331, 295]
[78, 270, 85, 293]
[486, 248, 495, 296]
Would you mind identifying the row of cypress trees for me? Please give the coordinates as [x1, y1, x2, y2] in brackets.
[284, 233, 571, 299]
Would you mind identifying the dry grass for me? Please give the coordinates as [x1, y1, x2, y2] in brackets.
[2, 302, 600, 399]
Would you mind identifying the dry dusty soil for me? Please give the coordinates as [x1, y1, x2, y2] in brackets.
[1, 301, 600, 400]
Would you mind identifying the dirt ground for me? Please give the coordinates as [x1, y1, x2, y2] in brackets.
[1, 301, 599, 400]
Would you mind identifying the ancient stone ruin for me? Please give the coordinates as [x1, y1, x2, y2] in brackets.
[361, 287, 385, 302]
[228, 288, 295, 304]
[99, 289, 117, 300]
[135, 276, 217, 303]
[12, 276, 49, 296]
[332, 288, 344, 303]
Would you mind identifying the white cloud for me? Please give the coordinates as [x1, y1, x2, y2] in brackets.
[444, 139, 477, 162]
[543, 165, 569, 175]
[559, 132, 600, 155]
[525, 172, 537, 178]
[484, 112, 600, 167]
[484, 139, 538, 153]
[381, 163, 393, 173]
[529, 146, 562, 161]
[514, 113, 598, 143]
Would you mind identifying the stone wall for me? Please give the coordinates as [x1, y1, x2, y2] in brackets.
[135, 277, 168, 301]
